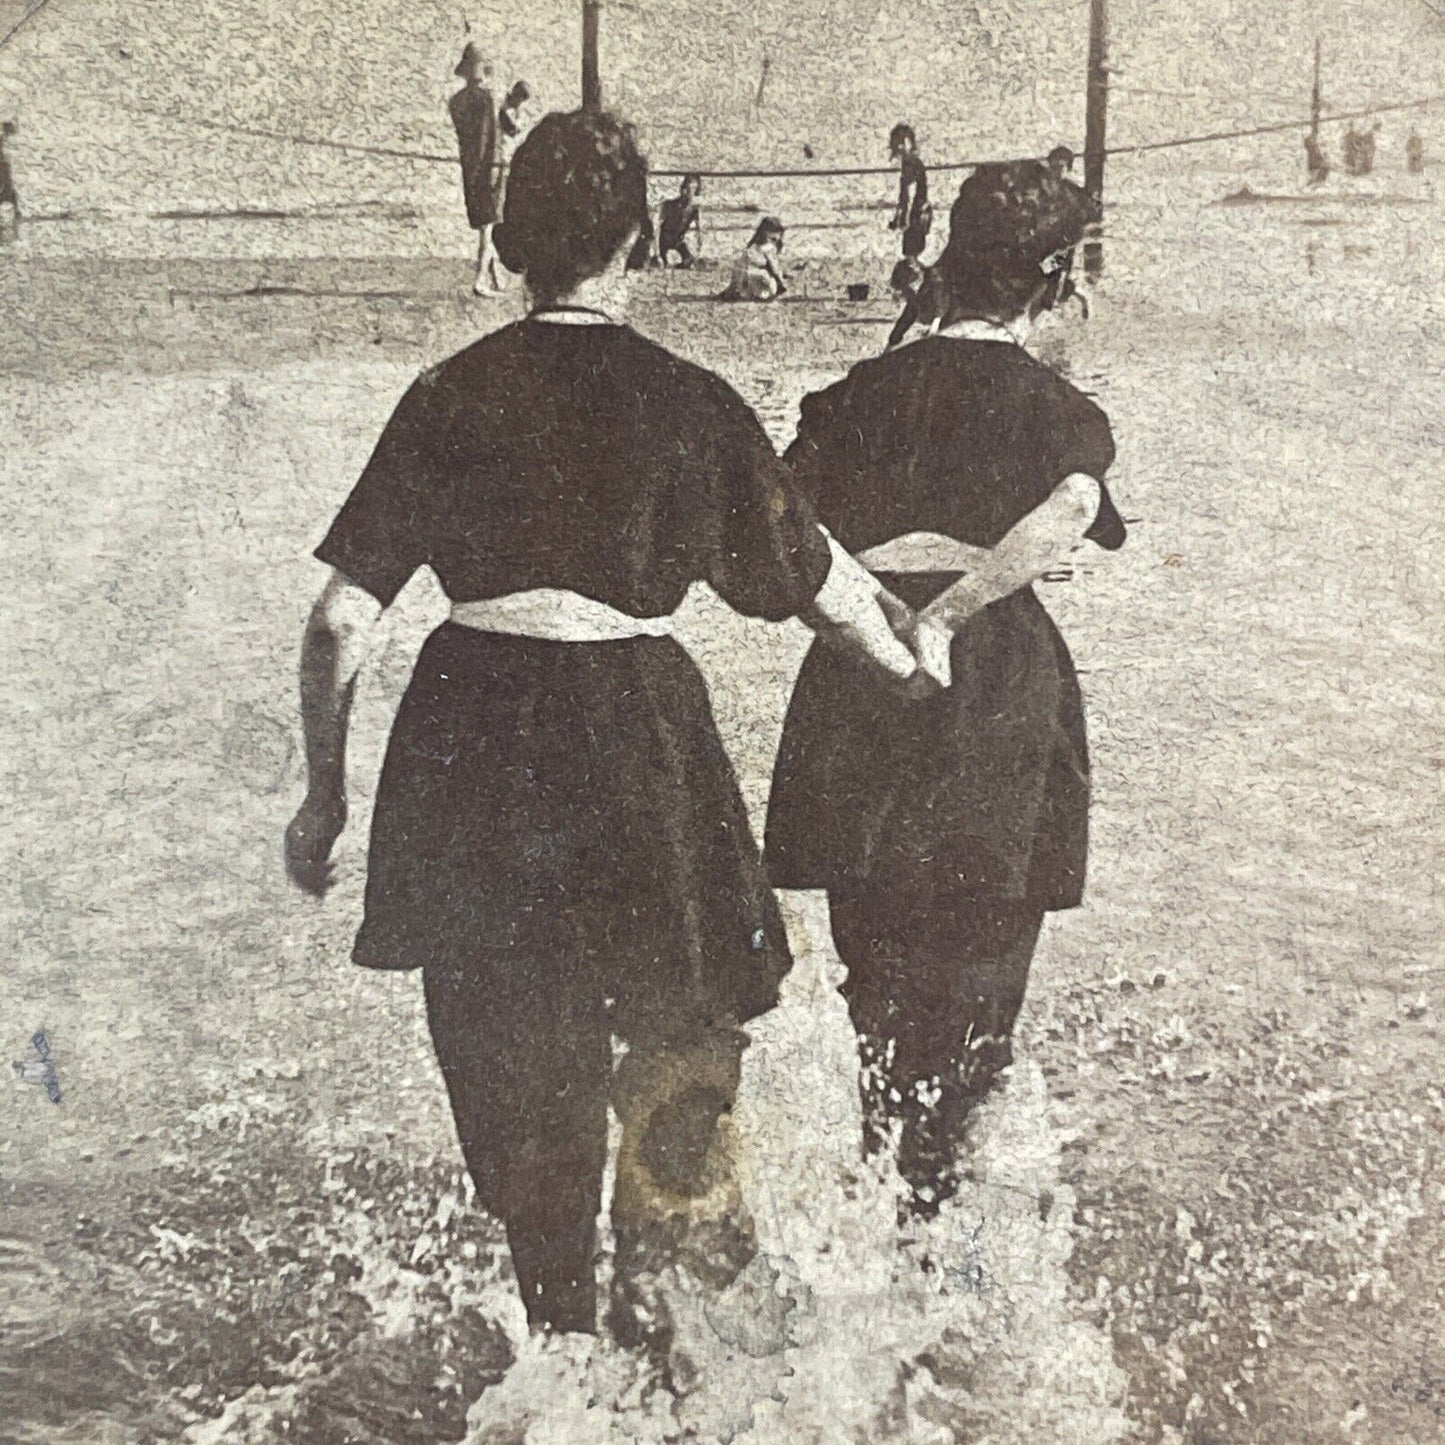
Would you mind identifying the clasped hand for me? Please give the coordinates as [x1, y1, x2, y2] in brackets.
[877, 591, 953, 696]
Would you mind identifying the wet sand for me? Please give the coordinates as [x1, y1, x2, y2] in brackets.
[2, 199, 1443, 1441]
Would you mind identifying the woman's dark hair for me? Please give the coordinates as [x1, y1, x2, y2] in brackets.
[507, 80, 531, 105]
[939, 241, 1060, 318]
[938, 160, 1099, 318]
[889, 122, 916, 152]
[493, 109, 649, 299]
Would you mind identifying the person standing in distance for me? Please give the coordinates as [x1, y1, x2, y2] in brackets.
[889, 123, 932, 266]
[450, 42, 505, 296]
[0, 122, 21, 241]
[1407, 129, 1425, 175]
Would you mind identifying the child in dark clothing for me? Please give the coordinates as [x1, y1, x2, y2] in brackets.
[887, 261, 946, 349]
[658, 173, 702, 267]
[889, 122, 932, 261]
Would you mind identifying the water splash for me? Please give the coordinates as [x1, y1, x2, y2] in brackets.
[463, 901, 1131, 1443]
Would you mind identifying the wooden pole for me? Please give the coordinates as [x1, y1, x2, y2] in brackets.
[582, 0, 602, 111]
[1311, 38, 1323, 137]
[1083, 0, 1108, 279]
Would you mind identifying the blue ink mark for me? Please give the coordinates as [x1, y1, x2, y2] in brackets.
[14, 1029, 62, 1103]
[942, 1220, 992, 1295]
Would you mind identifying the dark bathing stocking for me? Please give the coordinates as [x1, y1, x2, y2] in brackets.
[831, 890, 1045, 1217]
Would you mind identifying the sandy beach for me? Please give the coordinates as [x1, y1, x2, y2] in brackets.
[2, 167, 1444, 1442]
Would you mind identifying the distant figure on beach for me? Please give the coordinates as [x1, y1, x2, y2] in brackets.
[1362, 120, 1380, 175]
[1341, 126, 1360, 175]
[720, 216, 787, 300]
[495, 81, 533, 247]
[889, 256, 923, 299]
[658, 173, 703, 267]
[887, 157, 972, 347]
[625, 209, 656, 271]
[1406, 129, 1425, 175]
[1343, 122, 1378, 178]
[450, 42, 505, 295]
[1304, 131, 1331, 186]
[768, 159, 1124, 1220]
[1046, 144, 1075, 180]
[886, 260, 945, 349]
[1043, 145, 1094, 315]
[889, 123, 932, 263]
[498, 81, 534, 174]
[0, 121, 20, 240]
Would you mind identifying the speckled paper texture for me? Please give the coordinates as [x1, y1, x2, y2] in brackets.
[3, 2, 1443, 1441]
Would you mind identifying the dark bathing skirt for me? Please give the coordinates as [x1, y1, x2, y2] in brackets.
[354, 622, 792, 1036]
[766, 572, 1093, 919]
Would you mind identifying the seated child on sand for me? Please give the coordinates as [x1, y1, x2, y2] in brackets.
[720, 217, 787, 300]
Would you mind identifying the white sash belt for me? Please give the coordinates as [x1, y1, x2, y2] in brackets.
[450, 589, 673, 642]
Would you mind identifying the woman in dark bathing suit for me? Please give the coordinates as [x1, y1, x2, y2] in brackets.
[285, 108, 927, 1346]
[767, 161, 1126, 1217]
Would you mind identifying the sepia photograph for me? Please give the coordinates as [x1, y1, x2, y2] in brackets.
[2, 0, 1442, 1440]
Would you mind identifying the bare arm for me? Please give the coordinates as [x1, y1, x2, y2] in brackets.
[918, 473, 1104, 632]
[284, 571, 383, 894]
[886, 291, 922, 350]
[799, 530, 947, 688]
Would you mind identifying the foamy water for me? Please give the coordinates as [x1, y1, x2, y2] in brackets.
[458, 894, 1129, 1445]
[149, 894, 1128, 1445]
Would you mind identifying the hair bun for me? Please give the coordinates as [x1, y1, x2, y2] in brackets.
[498, 110, 648, 299]
[950, 160, 1099, 264]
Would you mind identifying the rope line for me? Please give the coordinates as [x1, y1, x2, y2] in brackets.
[1102, 90, 1445, 160]
[128, 106, 457, 165]
[0, 0, 58, 53]
[659, 91, 1445, 174]
[123, 90, 1445, 180]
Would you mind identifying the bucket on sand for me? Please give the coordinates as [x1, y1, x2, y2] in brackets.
[846, 282, 870, 301]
